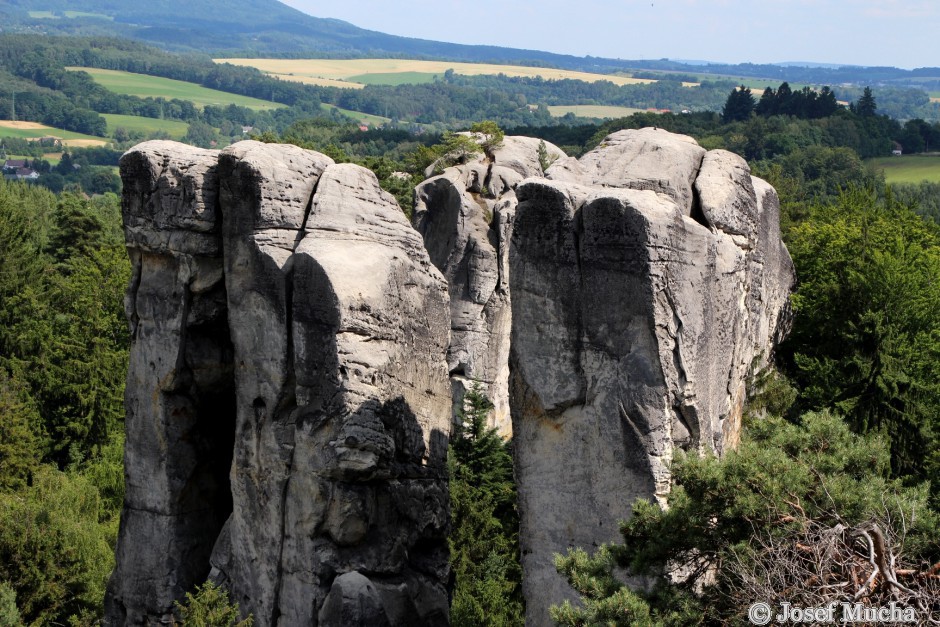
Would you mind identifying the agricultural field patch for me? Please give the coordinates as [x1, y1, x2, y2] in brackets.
[28, 10, 112, 19]
[547, 105, 646, 119]
[344, 72, 439, 86]
[219, 58, 661, 88]
[869, 155, 940, 184]
[263, 73, 365, 89]
[321, 104, 390, 126]
[101, 114, 190, 139]
[68, 67, 284, 110]
[0, 120, 108, 146]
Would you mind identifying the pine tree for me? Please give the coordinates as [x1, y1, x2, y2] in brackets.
[856, 86, 877, 117]
[720, 86, 755, 123]
[552, 412, 940, 626]
[449, 384, 524, 626]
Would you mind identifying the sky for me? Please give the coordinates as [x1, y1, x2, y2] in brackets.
[279, 0, 937, 69]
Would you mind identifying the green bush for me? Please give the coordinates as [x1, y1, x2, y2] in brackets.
[552, 412, 940, 625]
[174, 581, 253, 627]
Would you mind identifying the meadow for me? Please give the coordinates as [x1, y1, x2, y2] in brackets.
[0, 120, 108, 146]
[869, 154, 940, 183]
[100, 114, 190, 139]
[218, 58, 661, 88]
[321, 104, 390, 126]
[69, 67, 284, 110]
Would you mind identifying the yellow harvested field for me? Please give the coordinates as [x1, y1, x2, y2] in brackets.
[266, 73, 365, 89]
[0, 120, 50, 130]
[218, 58, 656, 87]
[61, 139, 109, 147]
[932, 97, 940, 104]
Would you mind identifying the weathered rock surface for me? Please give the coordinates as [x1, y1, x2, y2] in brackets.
[413, 136, 565, 435]
[106, 141, 452, 626]
[511, 128, 794, 625]
[105, 141, 235, 626]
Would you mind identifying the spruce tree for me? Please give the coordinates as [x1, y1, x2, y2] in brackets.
[449, 384, 524, 626]
[856, 86, 877, 116]
[720, 86, 755, 123]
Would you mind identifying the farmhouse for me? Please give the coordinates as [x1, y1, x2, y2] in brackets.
[3, 166, 39, 181]
[3, 159, 27, 170]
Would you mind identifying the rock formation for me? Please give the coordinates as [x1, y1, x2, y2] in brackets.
[509, 127, 795, 625]
[106, 142, 235, 625]
[107, 129, 794, 627]
[412, 136, 566, 435]
[106, 140, 452, 626]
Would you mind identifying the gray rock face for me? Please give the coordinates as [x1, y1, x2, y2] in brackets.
[413, 136, 565, 435]
[511, 129, 794, 625]
[106, 141, 452, 626]
[106, 141, 235, 626]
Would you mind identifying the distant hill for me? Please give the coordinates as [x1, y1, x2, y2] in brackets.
[1, 0, 636, 72]
[3, 0, 938, 91]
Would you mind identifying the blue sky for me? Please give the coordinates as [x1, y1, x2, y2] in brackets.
[280, 0, 937, 69]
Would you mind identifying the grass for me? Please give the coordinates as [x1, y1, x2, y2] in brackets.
[100, 114, 190, 139]
[0, 121, 108, 146]
[869, 155, 940, 184]
[4, 152, 61, 166]
[218, 58, 662, 88]
[345, 72, 439, 86]
[548, 105, 646, 119]
[321, 104, 390, 126]
[68, 67, 284, 110]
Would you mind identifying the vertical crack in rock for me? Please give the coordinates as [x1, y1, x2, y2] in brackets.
[269, 156, 323, 626]
[413, 136, 566, 436]
[108, 141, 453, 626]
[509, 128, 795, 626]
[105, 141, 235, 626]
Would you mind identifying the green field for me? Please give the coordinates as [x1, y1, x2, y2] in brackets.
[69, 67, 284, 110]
[101, 114, 190, 139]
[870, 155, 940, 184]
[0, 121, 107, 145]
[321, 104, 390, 126]
[548, 105, 646, 119]
[345, 72, 439, 86]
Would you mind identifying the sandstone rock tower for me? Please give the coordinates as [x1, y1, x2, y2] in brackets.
[105, 140, 452, 626]
[510, 128, 794, 624]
